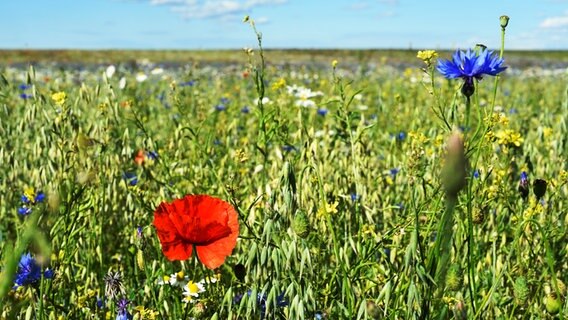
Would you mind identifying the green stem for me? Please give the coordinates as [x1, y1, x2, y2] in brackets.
[491, 25, 506, 110]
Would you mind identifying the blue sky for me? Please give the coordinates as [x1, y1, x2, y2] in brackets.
[1, 0, 568, 50]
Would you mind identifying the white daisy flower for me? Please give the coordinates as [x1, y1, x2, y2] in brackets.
[182, 281, 205, 303]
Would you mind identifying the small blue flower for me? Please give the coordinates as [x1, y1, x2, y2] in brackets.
[18, 207, 32, 216]
[317, 108, 328, 116]
[508, 108, 517, 114]
[220, 97, 230, 104]
[437, 48, 507, 97]
[520, 171, 528, 183]
[180, 80, 195, 87]
[19, 84, 32, 90]
[389, 168, 400, 177]
[97, 297, 105, 309]
[350, 193, 359, 202]
[241, 106, 250, 114]
[21, 194, 31, 204]
[122, 173, 138, 186]
[146, 151, 158, 160]
[473, 169, 480, 179]
[215, 104, 226, 112]
[20, 93, 33, 99]
[393, 132, 406, 141]
[35, 192, 45, 203]
[282, 145, 296, 152]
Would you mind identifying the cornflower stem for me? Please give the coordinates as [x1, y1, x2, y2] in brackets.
[465, 95, 471, 130]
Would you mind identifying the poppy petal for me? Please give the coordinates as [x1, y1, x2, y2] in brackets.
[154, 202, 194, 260]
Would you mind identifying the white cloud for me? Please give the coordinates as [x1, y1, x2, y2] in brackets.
[145, 0, 286, 20]
[540, 12, 568, 28]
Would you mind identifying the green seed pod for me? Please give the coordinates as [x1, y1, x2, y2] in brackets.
[513, 276, 530, 305]
[545, 294, 561, 315]
[136, 250, 145, 271]
[292, 210, 310, 238]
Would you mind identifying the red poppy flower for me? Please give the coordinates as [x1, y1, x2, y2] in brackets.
[153, 195, 239, 269]
[134, 149, 145, 166]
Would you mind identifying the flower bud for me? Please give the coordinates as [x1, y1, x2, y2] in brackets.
[441, 132, 468, 200]
[518, 171, 529, 200]
[292, 210, 310, 238]
[500, 15, 510, 29]
[533, 179, 547, 200]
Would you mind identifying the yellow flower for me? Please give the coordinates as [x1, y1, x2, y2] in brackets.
[271, 78, 286, 91]
[494, 129, 523, 147]
[416, 50, 438, 66]
[51, 91, 67, 105]
[543, 127, 553, 139]
[134, 306, 158, 320]
[235, 149, 249, 163]
[332, 60, 338, 68]
[316, 201, 338, 218]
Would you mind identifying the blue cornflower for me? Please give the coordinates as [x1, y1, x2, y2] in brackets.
[220, 97, 230, 104]
[13, 253, 53, 288]
[20, 93, 33, 99]
[350, 193, 359, 202]
[21, 194, 31, 204]
[215, 104, 227, 112]
[19, 84, 32, 90]
[34, 192, 45, 203]
[116, 298, 132, 320]
[437, 48, 507, 97]
[241, 106, 250, 114]
[18, 207, 32, 216]
[317, 108, 328, 116]
[122, 173, 138, 186]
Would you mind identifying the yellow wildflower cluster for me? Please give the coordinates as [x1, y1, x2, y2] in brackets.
[316, 200, 338, 218]
[488, 112, 509, 126]
[522, 198, 545, 220]
[494, 129, 523, 147]
[51, 91, 67, 106]
[134, 306, 159, 319]
[234, 148, 249, 163]
[408, 131, 430, 145]
[416, 50, 438, 66]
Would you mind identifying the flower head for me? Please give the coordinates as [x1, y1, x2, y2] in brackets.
[104, 270, 126, 300]
[13, 253, 52, 288]
[153, 195, 239, 269]
[116, 298, 132, 320]
[51, 92, 67, 106]
[182, 281, 206, 303]
[437, 49, 506, 97]
[417, 50, 438, 66]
